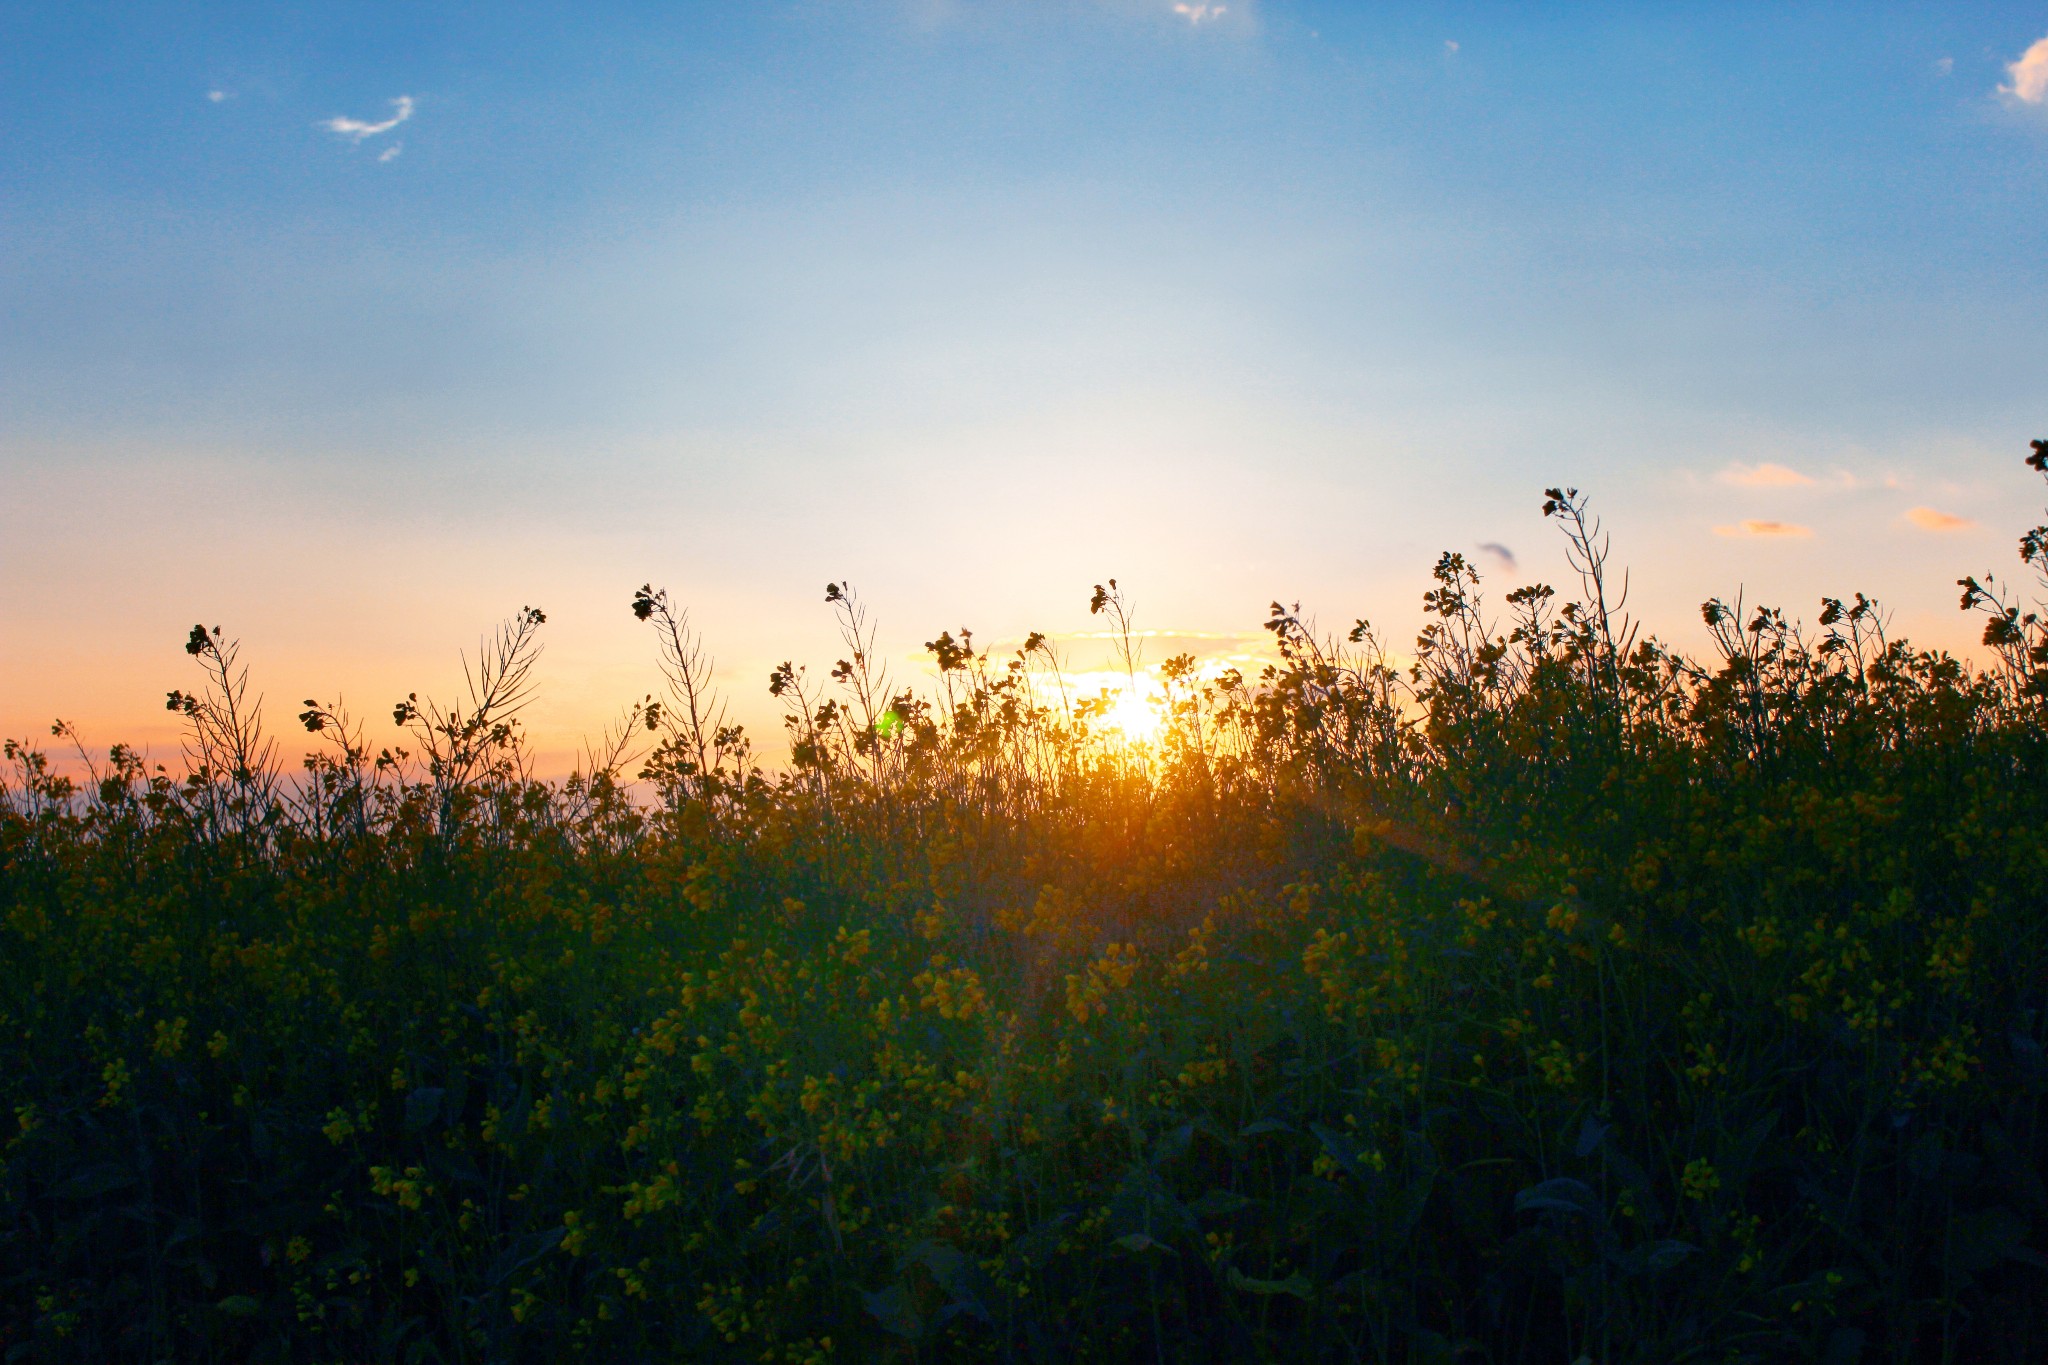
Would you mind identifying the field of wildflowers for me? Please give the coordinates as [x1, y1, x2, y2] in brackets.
[5, 446, 2047, 1363]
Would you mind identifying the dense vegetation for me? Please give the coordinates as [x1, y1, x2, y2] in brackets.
[5, 448, 2047, 1364]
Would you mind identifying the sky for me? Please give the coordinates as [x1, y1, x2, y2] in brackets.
[4, 1, 2047, 769]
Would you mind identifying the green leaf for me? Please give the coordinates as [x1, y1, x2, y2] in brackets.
[1515, 1177, 1599, 1219]
[1950, 1207, 2030, 1276]
[1395, 1129, 1440, 1237]
[1151, 1123, 1196, 1166]
[1238, 1119, 1292, 1137]
[1114, 1232, 1175, 1255]
[50, 1165, 138, 1200]
[861, 1283, 922, 1340]
[1189, 1189, 1256, 1220]
[907, 1240, 993, 1323]
[1640, 1239, 1698, 1272]
[1109, 1161, 1196, 1238]
[405, 1087, 446, 1133]
[1226, 1266, 1313, 1299]
[1574, 1115, 1610, 1158]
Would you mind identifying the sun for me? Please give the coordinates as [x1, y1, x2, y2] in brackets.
[1099, 679, 1167, 745]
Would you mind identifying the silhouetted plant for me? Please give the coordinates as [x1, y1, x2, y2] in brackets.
[387, 604, 548, 835]
[4, 444, 2047, 1363]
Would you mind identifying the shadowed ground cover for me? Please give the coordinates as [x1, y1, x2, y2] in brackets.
[4, 448, 2047, 1363]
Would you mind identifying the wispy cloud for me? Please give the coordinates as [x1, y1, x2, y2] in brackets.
[1718, 461, 1815, 488]
[1172, 3, 1226, 24]
[206, 89, 231, 103]
[1715, 520, 1812, 539]
[377, 143, 403, 163]
[1476, 541, 1516, 574]
[1903, 506, 1974, 532]
[321, 95, 414, 143]
[1443, 40, 1459, 55]
[1933, 56, 1954, 78]
[2000, 36, 2048, 104]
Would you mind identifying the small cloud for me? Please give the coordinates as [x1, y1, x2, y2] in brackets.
[1933, 56, 1954, 77]
[1444, 39, 1459, 54]
[321, 95, 414, 143]
[1172, 3, 1225, 24]
[1476, 541, 1517, 574]
[1718, 461, 1816, 488]
[1715, 520, 1813, 539]
[2000, 35, 2048, 104]
[1903, 506, 1974, 532]
[206, 89, 231, 103]
[377, 142, 403, 163]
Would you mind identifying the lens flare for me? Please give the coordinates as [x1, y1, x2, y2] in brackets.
[1098, 678, 1167, 745]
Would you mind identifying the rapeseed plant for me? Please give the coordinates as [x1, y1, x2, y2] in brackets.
[3, 447, 2048, 1361]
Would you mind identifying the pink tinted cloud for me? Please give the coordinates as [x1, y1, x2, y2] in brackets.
[2001, 36, 2048, 104]
[1718, 461, 1815, 488]
[1714, 520, 1813, 539]
[1903, 507, 1974, 532]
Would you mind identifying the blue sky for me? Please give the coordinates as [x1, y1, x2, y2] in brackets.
[5, 2, 2047, 757]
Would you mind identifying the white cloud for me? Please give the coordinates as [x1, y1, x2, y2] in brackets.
[1933, 56, 1953, 77]
[321, 95, 414, 143]
[1172, 3, 1225, 24]
[1903, 506, 1974, 532]
[1444, 40, 1459, 55]
[1714, 520, 1813, 539]
[1718, 461, 1815, 488]
[206, 89, 231, 103]
[2000, 36, 2048, 104]
[378, 143, 403, 163]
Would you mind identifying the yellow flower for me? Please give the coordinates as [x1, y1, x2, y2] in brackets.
[913, 959, 989, 1021]
[1533, 1040, 1577, 1090]
[321, 1108, 356, 1145]
[150, 1017, 187, 1059]
[98, 1058, 132, 1109]
[1066, 943, 1139, 1024]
